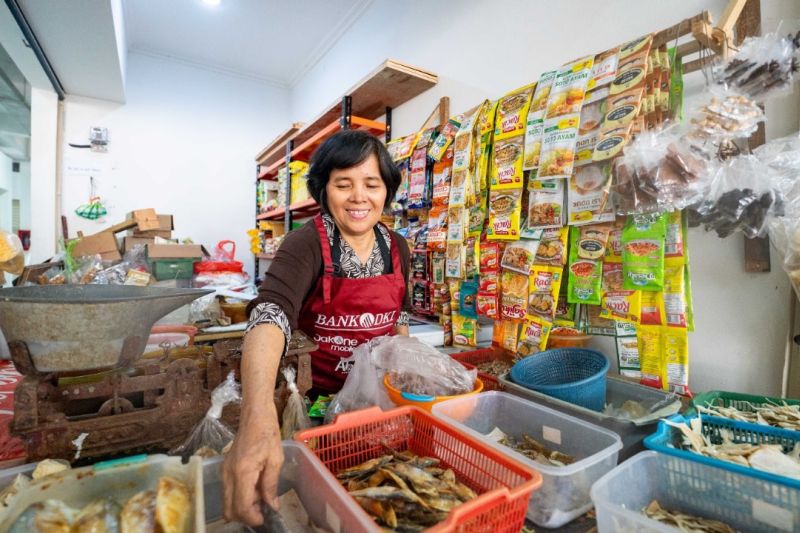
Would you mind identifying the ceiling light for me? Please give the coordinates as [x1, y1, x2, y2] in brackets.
[202, 0, 221, 6]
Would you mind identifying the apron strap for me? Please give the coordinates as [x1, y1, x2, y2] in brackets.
[313, 215, 335, 304]
[332, 224, 393, 275]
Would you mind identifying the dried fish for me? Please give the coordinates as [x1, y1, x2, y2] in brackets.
[697, 401, 800, 431]
[644, 500, 738, 532]
[339, 451, 477, 531]
[490, 428, 574, 467]
[475, 360, 512, 377]
[665, 417, 800, 479]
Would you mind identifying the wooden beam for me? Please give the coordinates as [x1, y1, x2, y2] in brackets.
[734, 0, 770, 273]
[438, 96, 450, 128]
[652, 11, 711, 48]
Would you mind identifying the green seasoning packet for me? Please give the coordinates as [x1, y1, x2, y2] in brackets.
[622, 213, 667, 291]
[567, 226, 603, 305]
[308, 394, 333, 418]
[668, 46, 683, 122]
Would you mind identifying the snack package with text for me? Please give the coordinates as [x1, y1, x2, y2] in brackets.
[500, 270, 528, 320]
[495, 83, 536, 140]
[488, 189, 522, 240]
[546, 57, 594, 119]
[663, 257, 687, 328]
[534, 227, 569, 266]
[501, 239, 540, 275]
[622, 213, 667, 291]
[663, 326, 691, 396]
[428, 116, 463, 161]
[528, 265, 563, 320]
[431, 146, 454, 207]
[452, 312, 478, 347]
[528, 179, 565, 229]
[491, 136, 526, 189]
[517, 314, 553, 357]
[480, 242, 501, 273]
[637, 324, 664, 390]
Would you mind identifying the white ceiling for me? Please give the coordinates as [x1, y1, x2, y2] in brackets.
[125, 0, 373, 89]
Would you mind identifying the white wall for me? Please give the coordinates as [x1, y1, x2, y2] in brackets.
[28, 87, 58, 264]
[0, 152, 11, 232]
[289, 0, 799, 396]
[12, 161, 31, 231]
[61, 52, 290, 276]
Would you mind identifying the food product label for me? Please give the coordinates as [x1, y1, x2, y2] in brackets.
[477, 292, 499, 318]
[616, 335, 641, 374]
[479, 271, 499, 293]
[534, 227, 569, 266]
[538, 115, 580, 179]
[500, 271, 528, 320]
[523, 112, 545, 171]
[488, 189, 522, 241]
[568, 162, 613, 225]
[495, 84, 536, 140]
[431, 148, 454, 207]
[491, 136, 525, 189]
[622, 213, 667, 291]
[517, 314, 552, 357]
[447, 207, 466, 243]
[587, 48, 619, 90]
[663, 258, 687, 328]
[446, 243, 465, 279]
[528, 179, 565, 229]
[546, 57, 593, 119]
[449, 168, 468, 207]
[567, 226, 603, 305]
[407, 146, 428, 206]
[528, 265, 562, 320]
[501, 239, 540, 275]
[480, 242, 500, 273]
[530, 70, 557, 114]
[428, 116, 462, 161]
[427, 207, 448, 252]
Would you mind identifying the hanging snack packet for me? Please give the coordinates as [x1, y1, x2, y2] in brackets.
[460, 279, 479, 319]
[638, 324, 664, 390]
[500, 270, 528, 320]
[610, 35, 652, 95]
[601, 290, 641, 324]
[663, 258, 687, 328]
[604, 217, 626, 262]
[534, 227, 569, 266]
[517, 314, 553, 357]
[479, 270, 499, 293]
[480, 242, 501, 273]
[663, 326, 691, 396]
[452, 312, 478, 347]
[523, 113, 545, 172]
[465, 237, 479, 279]
[576, 87, 609, 157]
[588, 48, 620, 90]
[412, 250, 428, 279]
[546, 56, 593, 119]
[528, 265, 563, 320]
[492, 136, 525, 189]
[538, 114, 580, 179]
[664, 209, 685, 259]
[501, 239, 540, 275]
[447, 206, 466, 243]
[412, 280, 431, 314]
[487, 189, 522, 241]
[531, 70, 557, 114]
[427, 207, 448, 252]
[684, 262, 695, 332]
[616, 336, 641, 379]
[500, 320, 521, 355]
[431, 252, 446, 284]
[640, 290, 665, 326]
[495, 83, 536, 140]
[429, 116, 463, 161]
[446, 242, 466, 279]
[448, 279, 461, 309]
[449, 167, 468, 207]
[477, 291, 499, 319]
[431, 146, 454, 207]
[568, 162, 613, 225]
[622, 213, 667, 291]
[527, 179, 565, 229]
[566, 226, 604, 305]
[407, 145, 429, 208]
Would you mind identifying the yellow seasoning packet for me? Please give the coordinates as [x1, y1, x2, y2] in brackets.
[640, 289, 665, 326]
[663, 326, 690, 396]
[494, 83, 536, 140]
[637, 325, 665, 390]
[600, 262, 641, 323]
[528, 265, 563, 320]
[452, 312, 478, 347]
[517, 314, 553, 357]
[488, 189, 522, 241]
[500, 270, 528, 321]
[663, 257, 687, 328]
[500, 320, 521, 355]
[491, 136, 525, 189]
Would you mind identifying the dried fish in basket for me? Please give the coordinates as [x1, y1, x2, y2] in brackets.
[644, 500, 738, 533]
[696, 401, 800, 431]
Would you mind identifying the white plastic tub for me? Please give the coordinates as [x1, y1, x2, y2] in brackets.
[204, 441, 374, 532]
[433, 391, 621, 528]
[0, 454, 205, 531]
[591, 451, 800, 533]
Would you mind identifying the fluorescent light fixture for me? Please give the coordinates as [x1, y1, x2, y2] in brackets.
[202, 0, 221, 6]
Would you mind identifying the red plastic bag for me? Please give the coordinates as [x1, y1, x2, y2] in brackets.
[194, 240, 244, 274]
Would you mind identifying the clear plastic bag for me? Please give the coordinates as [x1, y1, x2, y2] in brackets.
[612, 127, 709, 215]
[380, 336, 477, 396]
[280, 366, 312, 439]
[688, 87, 764, 144]
[170, 371, 240, 460]
[71, 254, 104, 284]
[324, 339, 395, 424]
[0, 230, 24, 278]
[688, 155, 786, 238]
[712, 31, 800, 101]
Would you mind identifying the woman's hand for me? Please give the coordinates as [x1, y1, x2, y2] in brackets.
[223, 410, 283, 525]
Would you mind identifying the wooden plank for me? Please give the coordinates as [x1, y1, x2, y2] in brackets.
[255, 123, 303, 165]
[735, 0, 770, 272]
[652, 11, 711, 48]
[719, 0, 749, 36]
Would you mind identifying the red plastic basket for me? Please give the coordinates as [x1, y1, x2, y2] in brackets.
[451, 348, 515, 392]
[295, 406, 541, 533]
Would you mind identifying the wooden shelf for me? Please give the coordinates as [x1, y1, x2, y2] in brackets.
[256, 198, 319, 220]
[254, 59, 437, 171]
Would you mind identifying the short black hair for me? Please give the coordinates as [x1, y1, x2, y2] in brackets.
[306, 130, 401, 213]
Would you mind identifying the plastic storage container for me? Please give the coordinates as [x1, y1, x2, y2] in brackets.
[383, 374, 484, 412]
[690, 389, 800, 415]
[509, 348, 609, 411]
[450, 347, 514, 391]
[644, 414, 800, 489]
[203, 441, 373, 531]
[499, 372, 680, 461]
[0, 454, 205, 531]
[433, 391, 622, 528]
[295, 406, 542, 533]
[591, 451, 800, 532]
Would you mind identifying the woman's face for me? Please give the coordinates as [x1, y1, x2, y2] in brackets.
[325, 154, 387, 238]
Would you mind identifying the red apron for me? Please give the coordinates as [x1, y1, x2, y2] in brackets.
[298, 215, 406, 394]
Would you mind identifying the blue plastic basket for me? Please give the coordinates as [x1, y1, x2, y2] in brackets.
[645, 414, 800, 489]
[509, 348, 609, 411]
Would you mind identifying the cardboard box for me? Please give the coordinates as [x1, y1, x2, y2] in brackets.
[128, 214, 174, 238]
[127, 209, 161, 231]
[145, 244, 203, 259]
[121, 236, 155, 253]
[73, 232, 122, 261]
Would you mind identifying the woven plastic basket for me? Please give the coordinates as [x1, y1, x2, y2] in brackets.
[509, 348, 609, 411]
